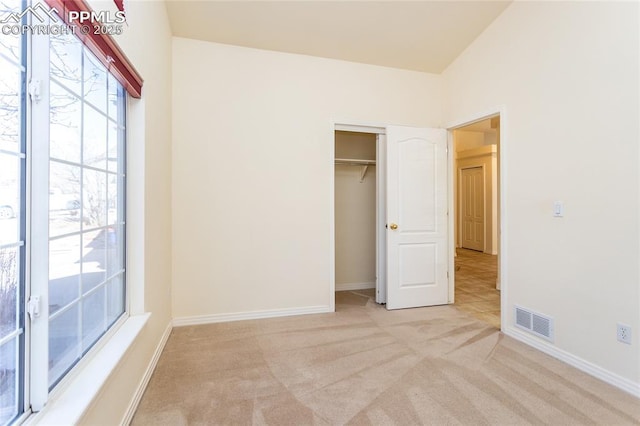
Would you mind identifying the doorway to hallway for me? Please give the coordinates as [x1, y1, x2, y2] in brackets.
[451, 115, 501, 329]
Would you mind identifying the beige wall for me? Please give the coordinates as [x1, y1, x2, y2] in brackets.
[335, 131, 376, 160]
[171, 38, 443, 319]
[454, 130, 485, 151]
[444, 1, 640, 386]
[334, 132, 376, 289]
[79, 1, 174, 424]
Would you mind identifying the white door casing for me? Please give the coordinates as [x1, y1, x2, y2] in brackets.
[461, 166, 484, 251]
[376, 134, 387, 304]
[386, 126, 449, 310]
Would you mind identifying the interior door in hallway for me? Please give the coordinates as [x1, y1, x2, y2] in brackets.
[386, 126, 448, 310]
[461, 166, 484, 251]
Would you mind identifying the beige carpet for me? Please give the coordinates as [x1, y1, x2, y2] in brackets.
[131, 291, 640, 425]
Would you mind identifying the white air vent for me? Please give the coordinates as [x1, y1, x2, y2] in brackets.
[514, 305, 554, 341]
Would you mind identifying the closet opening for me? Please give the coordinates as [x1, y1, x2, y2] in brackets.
[334, 129, 385, 309]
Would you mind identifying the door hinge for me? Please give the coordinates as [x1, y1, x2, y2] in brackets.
[27, 296, 41, 319]
[28, 79, 42, 103]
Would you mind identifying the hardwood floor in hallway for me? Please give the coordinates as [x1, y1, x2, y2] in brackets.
[454, 248, 500, 329]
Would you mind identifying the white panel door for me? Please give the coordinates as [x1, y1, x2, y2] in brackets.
[386, 126, 448, 310]
[461, 167, 484, 251]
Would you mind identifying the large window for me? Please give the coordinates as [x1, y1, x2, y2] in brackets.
[0, 1, 127, 423]
[47, 30, 126, 389]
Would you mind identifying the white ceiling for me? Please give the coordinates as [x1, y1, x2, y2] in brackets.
[165, 1, 512, 74]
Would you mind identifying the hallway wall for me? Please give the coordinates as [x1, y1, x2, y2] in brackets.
[455, 146, 498, 255]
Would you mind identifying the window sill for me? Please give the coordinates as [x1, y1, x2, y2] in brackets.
[26, 313, 150, 426]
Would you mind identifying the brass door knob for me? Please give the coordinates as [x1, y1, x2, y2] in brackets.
[389, 223, 398, 230]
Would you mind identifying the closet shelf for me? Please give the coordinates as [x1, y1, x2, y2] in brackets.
[334, 158, 376, 183]
[334, 158, 376, 166]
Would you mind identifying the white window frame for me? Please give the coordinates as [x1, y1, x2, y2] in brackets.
[27, 24, 49, 413]
[14, 9, 130, 418]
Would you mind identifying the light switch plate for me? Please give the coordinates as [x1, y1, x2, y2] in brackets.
[553, 201, 564, 217]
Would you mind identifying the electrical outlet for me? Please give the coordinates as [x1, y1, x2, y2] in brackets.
[617, 323, 632, 345]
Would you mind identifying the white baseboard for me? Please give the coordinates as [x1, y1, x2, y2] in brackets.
[173, 305, 332, 327]
[121, 322, 173, 425]
[504, 327, 640, 398]
[335, 281, 375, 291]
